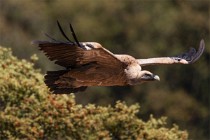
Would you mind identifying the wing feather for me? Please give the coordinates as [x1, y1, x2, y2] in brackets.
[34, 41, 127, 70]
[137, 39, 205, 66]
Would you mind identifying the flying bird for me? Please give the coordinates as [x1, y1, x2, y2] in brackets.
[34, 21, 205, 94]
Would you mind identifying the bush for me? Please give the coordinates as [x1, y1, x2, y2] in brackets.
[0, 46, 188, 139]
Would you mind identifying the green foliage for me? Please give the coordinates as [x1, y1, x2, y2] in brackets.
[0, 46, 188, 139]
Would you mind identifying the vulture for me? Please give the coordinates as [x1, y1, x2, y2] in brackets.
[34, 21, 205, 94]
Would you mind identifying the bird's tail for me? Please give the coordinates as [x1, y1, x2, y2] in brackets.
[44, 70, 87, 94]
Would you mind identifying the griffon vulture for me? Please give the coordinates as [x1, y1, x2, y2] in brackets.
[33, 21, 205, 94]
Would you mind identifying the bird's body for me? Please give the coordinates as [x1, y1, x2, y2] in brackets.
[34, 21, 205, 94]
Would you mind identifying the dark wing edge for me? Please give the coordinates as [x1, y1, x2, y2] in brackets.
[138, 39, 205, 66]
[185, 39, 205, 64]
[33, 41, 81, 67]
[44, 70, 87, 94]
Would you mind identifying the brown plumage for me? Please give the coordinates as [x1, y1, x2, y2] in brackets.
[33, 21, 205, 94]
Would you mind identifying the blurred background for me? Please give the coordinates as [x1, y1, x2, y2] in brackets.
[0, 0, 209, 139]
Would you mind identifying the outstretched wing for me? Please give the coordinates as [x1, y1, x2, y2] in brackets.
[33, 21, 126, 69]
[35, 41, 126, 69]
[137, 39, 205, 66]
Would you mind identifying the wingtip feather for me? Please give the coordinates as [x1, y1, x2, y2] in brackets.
[189, 39, 205, 63]
[200, 39, 205, 49]
[197, 39, 205, 56]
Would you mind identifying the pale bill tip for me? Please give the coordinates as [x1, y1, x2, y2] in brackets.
[154, 75, 160, 81]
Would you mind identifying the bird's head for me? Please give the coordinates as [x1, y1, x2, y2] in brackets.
[128, 70, 160, 85]
[139, 71, 160, 82]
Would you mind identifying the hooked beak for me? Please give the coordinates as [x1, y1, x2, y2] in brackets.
[153, 75, 160, 81]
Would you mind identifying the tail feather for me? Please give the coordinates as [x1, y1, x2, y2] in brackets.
[44, 70, 87, 94]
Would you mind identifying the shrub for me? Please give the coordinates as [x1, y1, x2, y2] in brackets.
[0, 46, 188, 139]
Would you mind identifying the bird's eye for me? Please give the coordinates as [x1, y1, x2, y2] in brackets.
[145, 74, 151, 77]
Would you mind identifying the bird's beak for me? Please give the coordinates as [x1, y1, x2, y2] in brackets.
[140, 74, 160, 81]
[153, 75, 160, 81]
